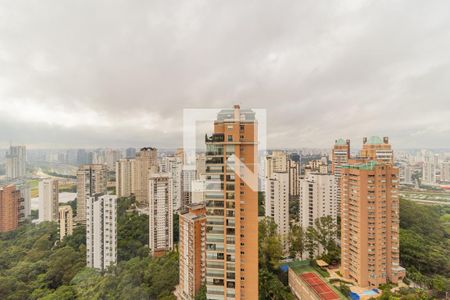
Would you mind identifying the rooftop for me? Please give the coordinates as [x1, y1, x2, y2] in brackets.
[300, 272, 341, 300]
[287, 260, 347, 300]
[341, 161, 377, 171]
[366, 136, 383, 145]
[216, 106, 256, 121]
[335, 138, 347, 146]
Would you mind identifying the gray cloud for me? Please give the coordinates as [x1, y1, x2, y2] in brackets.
[1, 0, 450, 149]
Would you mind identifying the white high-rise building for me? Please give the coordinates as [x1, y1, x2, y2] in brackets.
[149, 173, 174, 255]
[441, 161, 450, 183]
[116, 158, 136, 197]
[265, 172, 289, 251]
[191, 179, 206, 204]
[59, 205, 73, 240]
[17, 182, 31, 222]
[161, 156, 183, 211]
[299, 173, 338, 229]
[38, 179, 59, 222]
[400, 164, 413, 184]
[422, 156, 436, 185]
[181, 168, 197, 209]
[6, 145, 26, 179]
[86, 194, 117, 270]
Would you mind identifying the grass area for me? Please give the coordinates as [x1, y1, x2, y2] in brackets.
[28, 179, 39, 197]
[288, 260, 347, 300]
[399, 189, 450, 205]
[27, 179, 76, 197]
[439, 213, 450, 234]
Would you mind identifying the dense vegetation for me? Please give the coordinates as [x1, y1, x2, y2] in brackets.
[117, 197, 149, 261]
[399, 198, 450, 296]
[289, 216, 339, 264]
[2, 192, 449, 299]
[0, 197, 179, 300]
[259, 218, 294, 300]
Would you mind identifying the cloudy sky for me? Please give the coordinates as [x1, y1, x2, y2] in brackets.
[1, 0, 450, 149]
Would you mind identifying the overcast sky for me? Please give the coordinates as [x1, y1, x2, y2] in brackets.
[1, 0, 450, 150]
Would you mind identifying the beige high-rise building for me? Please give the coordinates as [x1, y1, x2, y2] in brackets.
[0, 184, 19, 233]
[59, 205, 73, 240]
[288, 160, 300, 199]
[116, 158, 136, 197]
[76, 164, 108, 223]
[149, 173, 173, 256]
[340, 137, 405, 288]
[105, 149, 122, 171]
[205, 105, 258, 300]
[196, 154, 207, 179]
[134, 147, 158, 207]
[265, 171, 289, 252]
[272, 151, 288, 173]
[39, 179, 59, 222]
[332, 139, 350, 213]
[331, 139, 350, 175]
[177, 203, 207, 300]
[360, 136, 393, 163]
[176, 148, 185, 164]
[265, 151, 288, 180]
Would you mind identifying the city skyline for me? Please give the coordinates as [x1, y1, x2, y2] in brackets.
[1, 1, 450, 149]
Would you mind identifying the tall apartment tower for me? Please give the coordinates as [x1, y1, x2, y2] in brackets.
[272, 151, 288, 172]
[299, 173, 338, 228]
[177, 203, 207, 300]
[196, 154, 207, 179]
[0, 184, 20, 233]
[265, 172, 290, 252]
[59, 205, 74, 240]
[39, 179, 59, 222]
[331, 139, 350, 175]
[288, 160, 300, 200]
[126, 147, 136, 159]
[116, 158, 136, 197]
[6, 145, 27, 179]
[76, 164, 108, 223]
[205, 105, 258, 300]
[17, 182, 31, 222]
[176, 148, 185, 164]
[422, 156, 436, 185]
[182, 168, 197, 208]
[104, 149, 122, 171]
[332, 139, 350, 213]
[340, 137, 405, 287]
[441, 161, 450, 182]
[86, 194, 117, 270]
[360, 136, 394, 163]
[148, 173, 174, 256]
[134, 147, 158, 207]
[161, 156, 183, 211]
